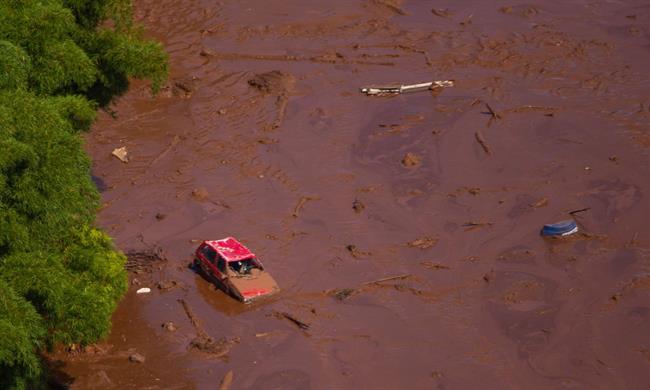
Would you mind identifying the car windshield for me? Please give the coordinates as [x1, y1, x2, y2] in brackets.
[229, 258, 260, 275]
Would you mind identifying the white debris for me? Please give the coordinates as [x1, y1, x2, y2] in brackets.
[111, 146, 129, 163]
[360, 80, 454, 96]
[136, 287, 151, 294]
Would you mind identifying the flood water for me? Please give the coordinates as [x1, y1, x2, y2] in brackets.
[53, 1, 650, 389]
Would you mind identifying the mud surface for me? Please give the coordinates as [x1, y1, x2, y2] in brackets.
[53, 1, 650, 388]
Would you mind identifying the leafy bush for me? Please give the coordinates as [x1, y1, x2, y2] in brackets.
[0, 0, 167, 387]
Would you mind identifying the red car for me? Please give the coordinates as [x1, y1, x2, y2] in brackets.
[193, 237, 280, 303]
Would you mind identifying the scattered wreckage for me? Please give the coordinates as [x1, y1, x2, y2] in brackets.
[360, 80, 454, 96]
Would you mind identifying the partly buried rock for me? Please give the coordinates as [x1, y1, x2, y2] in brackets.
[157, 280, 178, 291]
[352, 198, 365, 213]
[162, 321, 177, 332]
[191, 187, 209, 201]
[129, 353, 146, 363]
[401, 152, 421, 167]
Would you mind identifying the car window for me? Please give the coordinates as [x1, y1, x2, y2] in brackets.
[229, 258, 260, 274]
[217, 258, 226, 273]
[202, 246, 218, 263]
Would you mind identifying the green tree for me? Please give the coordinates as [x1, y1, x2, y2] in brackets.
[0, 1, 167, 387]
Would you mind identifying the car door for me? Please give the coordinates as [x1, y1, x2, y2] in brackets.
[215, 257, 227, 281]
[198, 245, 220, 277]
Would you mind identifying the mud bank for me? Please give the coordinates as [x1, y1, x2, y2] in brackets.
[53, 1, 650, 389]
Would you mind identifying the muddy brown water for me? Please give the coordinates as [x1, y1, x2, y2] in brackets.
[51, 1, 650, 389]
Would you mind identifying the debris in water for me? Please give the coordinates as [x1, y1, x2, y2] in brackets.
[474, 130, 492, 155]
[255, 331, 278, 338]
[407, 237, 438, 249]
[541, 220, 578, 237]
[529, 198, 549, 209]
[346, 244, 370, 258]
[257, 137, 278, 145]
[128, 353, 145, 363]
[111, 146, 129, 163]
[334, 288, 357, 300]
[327, 274, 413, 301]
[568, 207, 591, 215]
[191, 187, 210, 201]
[401, 152, 422, 167]
[352, 198, 365, 213]
[363, 274, 411, 285]
[484, 103, 502, 120]
[136, 287, 151, 294]
[292, 196, 320, 217]
[219, 370, 234, 390]
[462, 221, 493, 231]
[179, 298, 240, 356]
[483, 271, 494, 283]
[274, 311, 310, 330]
[431, 8, 451, 18]
[420, 261, 451, 270]
[360, 80, 454, 96]
[178, 298, 206, 337]
[162, 321, 177, 332]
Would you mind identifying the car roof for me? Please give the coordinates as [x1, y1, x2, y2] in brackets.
[205, 237, 255, 262]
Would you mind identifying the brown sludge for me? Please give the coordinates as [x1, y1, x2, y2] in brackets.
[52, 1, 650, 389]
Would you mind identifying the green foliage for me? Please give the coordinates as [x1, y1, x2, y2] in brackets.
[88, 29, 168, 104]
[0, 41, 30, 90]
[0, 0, 167, 387]
[0, 0, 168, 100]
[64, 0, 134, 31]
[0, 282, 46, 390]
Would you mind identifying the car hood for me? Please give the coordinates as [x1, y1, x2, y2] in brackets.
[229, 269, 279, 301]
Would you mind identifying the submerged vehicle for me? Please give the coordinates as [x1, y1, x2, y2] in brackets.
[193, 237, 280, 303]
